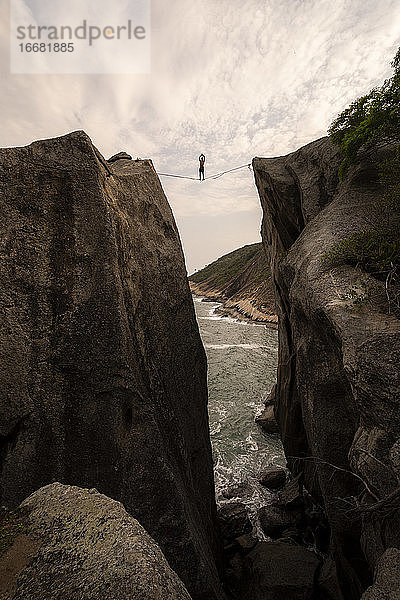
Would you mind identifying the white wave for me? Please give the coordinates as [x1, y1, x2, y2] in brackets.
[211, 314, 254, 325]
[245, 434, 259, 452]
[198, 315, 224, 321]
[254, 404, 266, 419]
[210, 405, 228, 419]
[205, 343, 263, 350]
[196, 306, 261, 326]
[210, 422, 222, 435]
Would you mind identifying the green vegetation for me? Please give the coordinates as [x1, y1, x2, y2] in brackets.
[326, 48, 400, 312]
[329, 47, 400, 179]
[0, 506, 29, 556]
[323, 229, 400, 277]
[189, 243, 266, 288]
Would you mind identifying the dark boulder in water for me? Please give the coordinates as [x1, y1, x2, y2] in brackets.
[217, 502, 252, 545]
[259, 467, 286, 490]
[255, 404, 280, 433]
[221, 482, 253, 500]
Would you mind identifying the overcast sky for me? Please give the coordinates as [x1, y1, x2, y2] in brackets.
[1, 0, 400, 273]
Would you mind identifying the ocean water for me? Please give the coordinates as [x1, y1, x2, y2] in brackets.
[193, 297, 285, 532]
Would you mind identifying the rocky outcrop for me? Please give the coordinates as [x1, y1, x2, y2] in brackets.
[107, 151, 133, 162]
[217, 502, 252, 546]
[255, 384, 279, 433]
[258, 467, 287, 490]
[189, 243, 277, 324]
[0, 131, 223, 600]
[0, 482, 192, 600]
[361, 548, 400, 599]
[255, 403, 279, 433]
[241, 541, 321, 600]
[253, 137, 400, 599]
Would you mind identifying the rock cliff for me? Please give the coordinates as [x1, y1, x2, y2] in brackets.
[0, 131, 223, 600]
[253, 138, 400, 599]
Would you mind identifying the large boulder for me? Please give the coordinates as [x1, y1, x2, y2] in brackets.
[253, 137, 400, 598]
[0, 131, 223, 600]
[107, 151, 132, 162]
[0, 483, 192, 600]
[241, 541, 321, 600]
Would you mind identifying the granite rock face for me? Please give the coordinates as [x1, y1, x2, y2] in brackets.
[0, 482, 192, 600]
[253, 138, 400, 599]
[0, 131, 223, 600]
[361, 548, 400, 600]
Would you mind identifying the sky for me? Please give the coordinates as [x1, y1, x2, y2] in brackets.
[1, 0, 400, 273]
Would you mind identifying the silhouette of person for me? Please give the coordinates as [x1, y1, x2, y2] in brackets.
[199, 154, 205, 181]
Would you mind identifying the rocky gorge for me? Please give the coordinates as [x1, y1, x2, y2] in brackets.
[0, 130, 399, 600]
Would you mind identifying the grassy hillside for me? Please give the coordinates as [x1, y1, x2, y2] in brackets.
[188, 243, 276, 324]
[189, 243, 266, 290]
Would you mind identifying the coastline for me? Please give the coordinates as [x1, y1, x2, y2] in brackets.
[190, 282, 278, 328]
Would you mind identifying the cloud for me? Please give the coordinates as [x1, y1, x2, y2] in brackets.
[1, 0, 400, 271]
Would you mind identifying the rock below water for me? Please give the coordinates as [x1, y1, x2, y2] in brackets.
[258, 474, 329, 548]
[0, 483, 192, 600]
[219, 477, 336, 599]
[253, 137, 400, 598]
[0, 131, 223, 600]
[219, 500, 324, 600]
